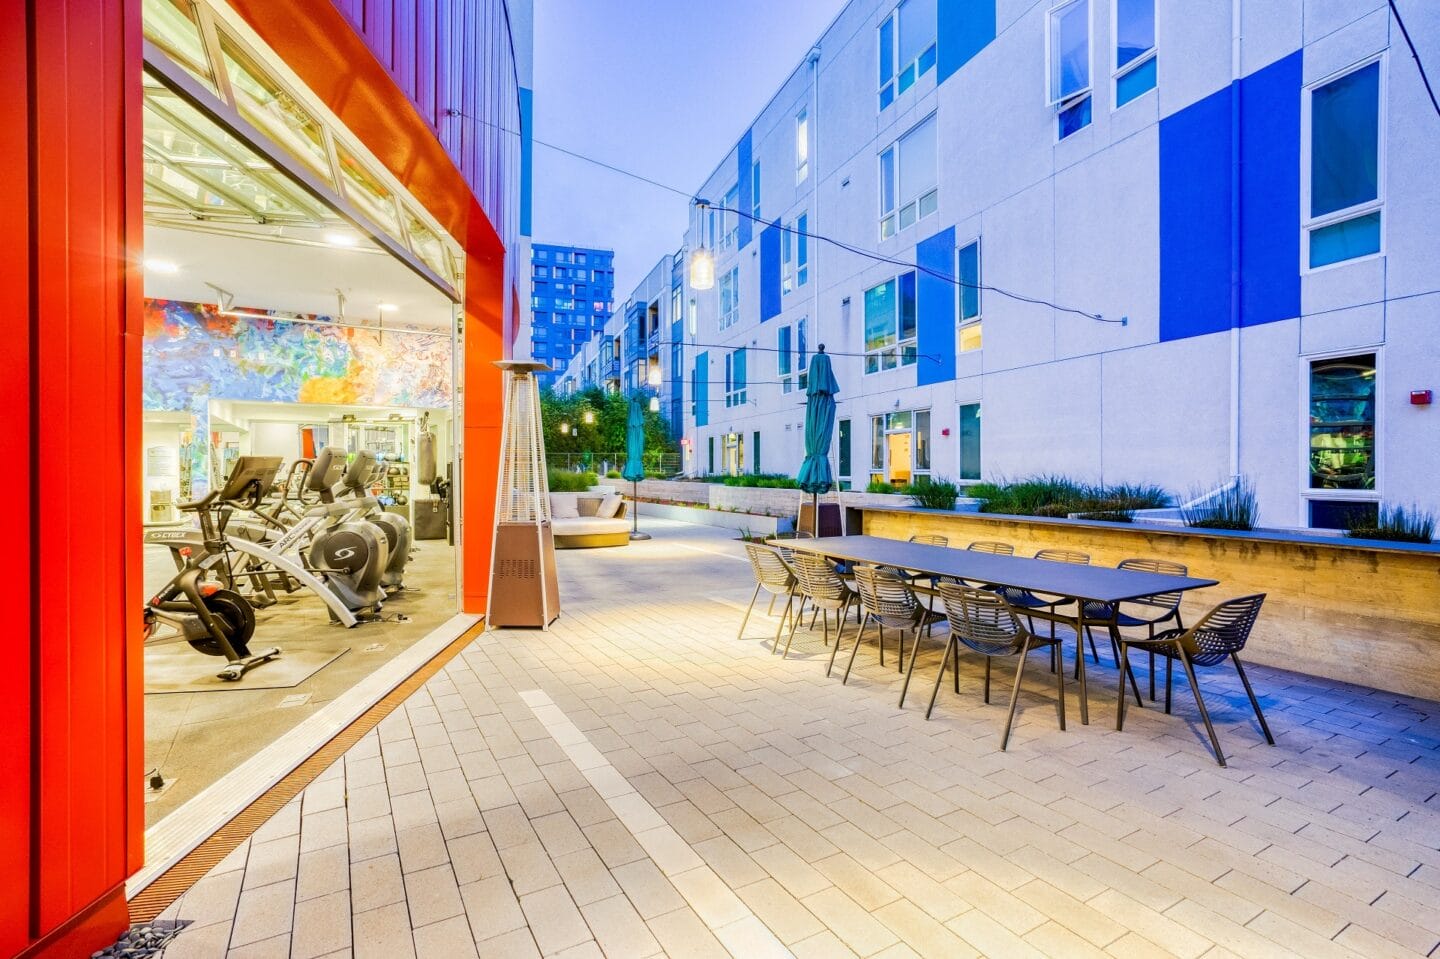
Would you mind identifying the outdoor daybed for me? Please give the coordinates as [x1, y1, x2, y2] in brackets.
[551, 492, 629, 548]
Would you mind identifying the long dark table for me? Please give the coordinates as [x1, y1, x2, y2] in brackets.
[774, 535, 1219, 723]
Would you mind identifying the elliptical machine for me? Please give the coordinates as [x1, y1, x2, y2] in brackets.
[339, 451, 414, 591]
[302, 447, 391, 621]
[143, 457, 282, 681]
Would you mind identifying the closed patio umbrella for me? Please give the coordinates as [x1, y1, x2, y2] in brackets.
[622, 394, 650, 540]
[796, 345, 839, 537]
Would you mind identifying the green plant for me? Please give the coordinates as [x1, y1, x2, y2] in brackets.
[721, 472, 801, 489]
[904, 477, 960, 510]
[866, 479, 897, 494]
[605, 469, 622, 479]
[1345, 503, 1435, 543]
[973, 475, 1169, 520]
[1181, 477, 1258, 530]
[548, 469, 598, 492]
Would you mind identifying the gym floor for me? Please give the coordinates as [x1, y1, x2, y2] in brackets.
[142, 536, 460, 826]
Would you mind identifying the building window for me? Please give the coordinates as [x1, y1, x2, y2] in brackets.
[718, 266, 740, 329]
[724, 347, 747, 407]
[838, 418, 852, 482]
[575, 252, 587, 265]
[796, 108, 810, 183]
[753, 431, 761, 473]
[782, 225, 794, 294]
[720, 182, 740, 250]
[958, 403, 981, 480]
[708, 435, 715, 473]
[1049, 0, 1092, 139]
[534, 265, 550, 278]
[797, 213, 809, 286]
[869, 410, 929, 484]
[1113, 0, 1155, 107]
[879, 114, 938, 239]
[878, 0, 937, 110]
[1309, 353, 1376, 492]
[957, 238, 982, 352]
[797, 317, 809, 390]
[778, 325, 793, 393]
[864, 271, 918, 373]
[671, 285, 682, 334]
[1306, 60, 1382, 269]
[751, 162, 762, 219]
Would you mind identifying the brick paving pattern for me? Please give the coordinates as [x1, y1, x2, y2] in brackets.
[158, 522, 1440, 958]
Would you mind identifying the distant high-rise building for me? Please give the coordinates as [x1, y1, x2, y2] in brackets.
[528, 243, 614, 390]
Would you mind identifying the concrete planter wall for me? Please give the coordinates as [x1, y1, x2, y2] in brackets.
[635, 501, 791, 535]
[861, 506, 1440, 703]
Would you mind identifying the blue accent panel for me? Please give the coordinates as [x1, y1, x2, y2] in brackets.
[937, 0, 995, 84]
[1159, 85, 1233, 341]
[1159, 52, 1301, 342]
[737, 130, 754, 249]
[916, 226, 957, 386]
[693, 351, 709, 427]
[1239, 52, 1301, 326]
[760, 219, 782, 322]
[518, 87, 534, 237]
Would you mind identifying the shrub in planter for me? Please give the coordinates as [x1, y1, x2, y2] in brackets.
[1345, 503, 1435, 543]
[605, 469, 622, 479]
[866, 479, 897, 494]
[904, 477, 960, 510]
[1181, 477, 1257, 530]
[548, 469, 598, 492]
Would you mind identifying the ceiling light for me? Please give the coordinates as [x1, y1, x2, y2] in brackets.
[324, 231, 360, 248]
[144, 258, 179, 274]
[378, 303, 399, 313]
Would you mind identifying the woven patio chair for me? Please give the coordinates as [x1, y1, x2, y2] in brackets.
[909, 534, 949, 547]
[1115, 594, 1271, 767]
[845, 565, 947, 707]
[739, 543, 799, 649]
[788, 553, 858, 661]
[1082, 558, 1188, 701]
[897, 533, 951, 607]
[994, 548, 1091, 666]
[967, 540, 1015, 555]
[928, 583, 1066, 749]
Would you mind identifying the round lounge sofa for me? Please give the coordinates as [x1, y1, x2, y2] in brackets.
[551, 492, 630, 548]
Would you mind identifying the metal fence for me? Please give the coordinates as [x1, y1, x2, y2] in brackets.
[546, 451, 682, 477]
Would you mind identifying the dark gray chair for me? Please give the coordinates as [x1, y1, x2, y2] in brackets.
[845, 565, 946, 707]
[788, 553, 857, 660]
[1082, 557, 1188, 701]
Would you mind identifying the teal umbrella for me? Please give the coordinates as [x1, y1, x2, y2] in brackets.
[622, 394, 650, 540]
[796, 346, 839, 536]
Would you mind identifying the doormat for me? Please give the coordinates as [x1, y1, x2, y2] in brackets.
[144, 646, 349, 693]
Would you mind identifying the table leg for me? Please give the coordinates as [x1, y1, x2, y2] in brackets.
[1072, 600, 1089, 725]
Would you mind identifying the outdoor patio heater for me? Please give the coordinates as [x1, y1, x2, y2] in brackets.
[487, 361, 561, 628]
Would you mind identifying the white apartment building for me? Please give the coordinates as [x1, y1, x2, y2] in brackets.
[666, 0, 1440, 531]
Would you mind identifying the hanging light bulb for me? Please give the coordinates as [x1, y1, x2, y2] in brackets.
[649, 396, 660, 413]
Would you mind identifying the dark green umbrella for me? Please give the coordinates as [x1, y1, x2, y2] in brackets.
[796, 345, 839, 536]
[622, 394, 650, 540]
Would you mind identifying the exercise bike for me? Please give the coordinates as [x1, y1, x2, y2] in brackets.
[143, 458, 281, 681]
[338, 451, 415, 592]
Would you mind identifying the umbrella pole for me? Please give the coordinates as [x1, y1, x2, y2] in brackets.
[812, 492, 819, 537]
[629, 478, 650, 541]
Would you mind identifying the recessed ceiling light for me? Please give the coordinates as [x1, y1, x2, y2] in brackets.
[324, 232, 360, 248]
[144, 258, 179, 274]
[378, 303, 399, 313]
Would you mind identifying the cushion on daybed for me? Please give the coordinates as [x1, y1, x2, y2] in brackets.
[550, 493, 579, 518]
[597, 493, 624, 518]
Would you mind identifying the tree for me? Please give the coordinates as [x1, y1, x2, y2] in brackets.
[539, 386, 678, 474]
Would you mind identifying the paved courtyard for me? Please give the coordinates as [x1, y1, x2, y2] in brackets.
[157, 520, 1440, 958]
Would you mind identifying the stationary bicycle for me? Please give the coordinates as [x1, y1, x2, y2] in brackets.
[143, 458, 282, 681]
[338, 451, 414, 591]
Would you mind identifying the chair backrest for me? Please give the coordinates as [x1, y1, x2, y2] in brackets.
[967, 540, 1014, 555]
[852, 564, 922, 628]
[1035, 548, 1090, 565]
[936, 582, 1027, 655]
[743, 543, 795, 593]
[791, 553, 850, 609]
[1183, 594, 1266, 666]
[908, 534, 949, 547]
[1117, 557, 1187, 610]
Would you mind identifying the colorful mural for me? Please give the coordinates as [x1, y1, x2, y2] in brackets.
[144, 298, 453, 494]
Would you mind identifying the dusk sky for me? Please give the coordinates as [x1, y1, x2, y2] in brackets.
[531, 0, 847, 296]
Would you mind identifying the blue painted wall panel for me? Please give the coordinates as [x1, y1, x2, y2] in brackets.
[938, 0, 995, 85]
[1159, 86, 1233, 342]
[693, 351, 709, 427]
[760, 219, 782, 322]
[1239, 52, 1301, 327]
[916, 226, 957, 386]
[737, 130, 754, 249]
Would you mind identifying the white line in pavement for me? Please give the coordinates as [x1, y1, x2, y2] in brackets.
[520, 689, 794, 959]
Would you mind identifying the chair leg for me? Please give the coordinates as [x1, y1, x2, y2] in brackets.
[842, 613, 870, 684]
[1001, 638, 1033, 751]
[1232, 653, 1274, 745]
[1116, 642, 1132, 731]
[787, 596, 807, 650]
[878, 626, 886, 668]
[833, 599, 851, 655]
[774, 594, 794, 649]
[926, 635, 957, 719]
[898, 626, 923, 709]
[983, 656, 992, 703]
[897, 628, 906, 673]
[951, 641, 960, 693]
[1113, 625, 1143, 708]
[1085, 626, 1100, 664]
[1164, 656, 1173, 714]
[830, 610, 864, 678]
[737, 583, 761, 641]
[821, 609, 830, 649]
[810, 604, 820, 629]
[1177, 647, 1226, 767]
[1053, 640, 1066, 731]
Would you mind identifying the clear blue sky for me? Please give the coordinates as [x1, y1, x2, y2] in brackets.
[531, 0, 847, 296]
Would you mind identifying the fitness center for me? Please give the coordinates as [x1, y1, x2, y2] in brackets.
[138, 1, 468, 835]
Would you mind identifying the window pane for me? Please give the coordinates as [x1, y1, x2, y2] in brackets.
[1051, 0, 1090, 101]
[1310, 211, 1381, 268]
[1059, 95, 1092, 138]
[1116, 56, 1157, 105]
[958, 240, 981, 319]
[879, 15, 895, 84]
[1115, 0, 1154, 69]
[1309, 354, 1375, 489]
[143, 0, 218, 94]
[880, 149, 896, 214]
[219, 33, 334, 188]
[959, 404, 981, 480]
[899, 271, 917, 341]
[880, 84, 895, 110]
[898, 114, 938, 200]
[914, 411, 931, 470]
[899, 0, 937, 68]
[1311, 62, 1380, 217]
[778, 326, 791, 374]
[871, 417, 884, 470]
[839, 419, 852, 477]
[864, 280, 896, 352]
[797, 214, 809, 266]
[959, 322, 983, 352]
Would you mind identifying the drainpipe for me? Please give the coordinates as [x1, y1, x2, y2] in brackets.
[1228, 0, 1243, 479]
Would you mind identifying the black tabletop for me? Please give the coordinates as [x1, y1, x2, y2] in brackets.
[773, 535, 1217, 604]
